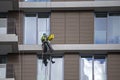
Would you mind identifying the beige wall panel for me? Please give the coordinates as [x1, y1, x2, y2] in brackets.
[22, 54, 37, 80]
[8, 54, 22, 80]
[65, 12, 80, 44]
[64, 53, 79, 80]
[79, 12, 94, 44]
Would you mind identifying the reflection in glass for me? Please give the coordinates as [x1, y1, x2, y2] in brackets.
[51, 58, 63, 80]
[94, 56, 106, 80]
[108, 13, 120, 44]
[24, 13, 50, 44]
[0, 18, 7, 34]
[81, 57, 92, 80]
[37, 57, 63, 80]
[37, 59, 50, 80]
[0, 64, 6, 78]
[0, 56, 7, 78]
[80, 56, 106, 80]
[95, 13, 120, 44]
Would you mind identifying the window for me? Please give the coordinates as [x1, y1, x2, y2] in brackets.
[94, 12, 120, 44]
[24, 13, 50, 44]
[37, 56, 63, 80]
[0, 56, 7, 78]
[94, 13, 107, 44]
[0, 13, 7, 34]
[80, 55, 106, 80]
[108, 13, 120, 43]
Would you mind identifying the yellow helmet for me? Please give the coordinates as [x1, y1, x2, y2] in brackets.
[48, 34, 54, 41]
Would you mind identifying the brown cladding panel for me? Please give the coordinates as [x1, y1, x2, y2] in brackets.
[51, 12, 65, 44]
[7, 53, 37, 80]
[7, 11, 16, 34]
[65, 12, 79, 44]
[79, 12, 94, 44]
[107, 53, 120, 80]
[7, 11, 24, 44]
[64, 53, 79, 80]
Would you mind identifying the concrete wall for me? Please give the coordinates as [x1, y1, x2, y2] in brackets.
[51, 11, 94, 44]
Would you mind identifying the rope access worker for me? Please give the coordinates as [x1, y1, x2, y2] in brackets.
[41, 33, 55, 66]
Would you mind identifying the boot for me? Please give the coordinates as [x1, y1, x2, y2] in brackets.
[51, 59, 55, 64]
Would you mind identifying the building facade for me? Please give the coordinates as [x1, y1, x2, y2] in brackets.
[0, 0, 120, 80]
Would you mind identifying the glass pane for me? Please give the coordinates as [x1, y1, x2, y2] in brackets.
[0, 18, 7, 34]
[37, 59, 50, 80]
[0, 64, 6, 78]
[81, 57, 93, 80]
[24, 16, 37, 44]
[95, 13, 107, 44]
[0, 56, 7, 64]
[94, 56, 106, 80]
[38, 18, 50, 44]
[108, 13, 120, 44]
[51, 58, 63, 80]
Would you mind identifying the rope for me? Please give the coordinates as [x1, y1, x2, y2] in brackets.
[18, 0, 23, 80]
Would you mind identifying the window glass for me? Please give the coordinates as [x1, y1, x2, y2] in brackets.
[80, 55, 106, 80]
[51, 57, 63, 80]
[24, 14, 37, 44]
[94, 56, 106, 80]
[0, 13, 7, 34]
[0, 56, 7, 78]
[95, 12, 120, 44]
[24, 13, 50, 45]
[37, 56, 63, 80]
[94, 13, 107, 44]
[38, 13, 50, 44]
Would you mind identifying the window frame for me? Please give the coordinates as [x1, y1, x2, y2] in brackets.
[37, 54, 64, 80]
[80, 54, 107, 80]
[24, 12, 50, 45]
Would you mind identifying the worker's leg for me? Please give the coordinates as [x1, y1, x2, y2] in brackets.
[43, 55, 48, 66]
[42, 42, 48, 53]
[46, 42, 53, 53]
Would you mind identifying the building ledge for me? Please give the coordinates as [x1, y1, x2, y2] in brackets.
[19, 44, 120, 54]
[19, 1, 120, 12]
[0, 34, 18, 55]
[0, 34, 18, 44]
[6, 78, 15, 80]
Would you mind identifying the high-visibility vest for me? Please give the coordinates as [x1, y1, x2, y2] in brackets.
[48, 34, 54, 41]
[41, 35, 47, 42]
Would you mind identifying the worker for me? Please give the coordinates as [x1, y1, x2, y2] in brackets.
[41, 33, 55, 66]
